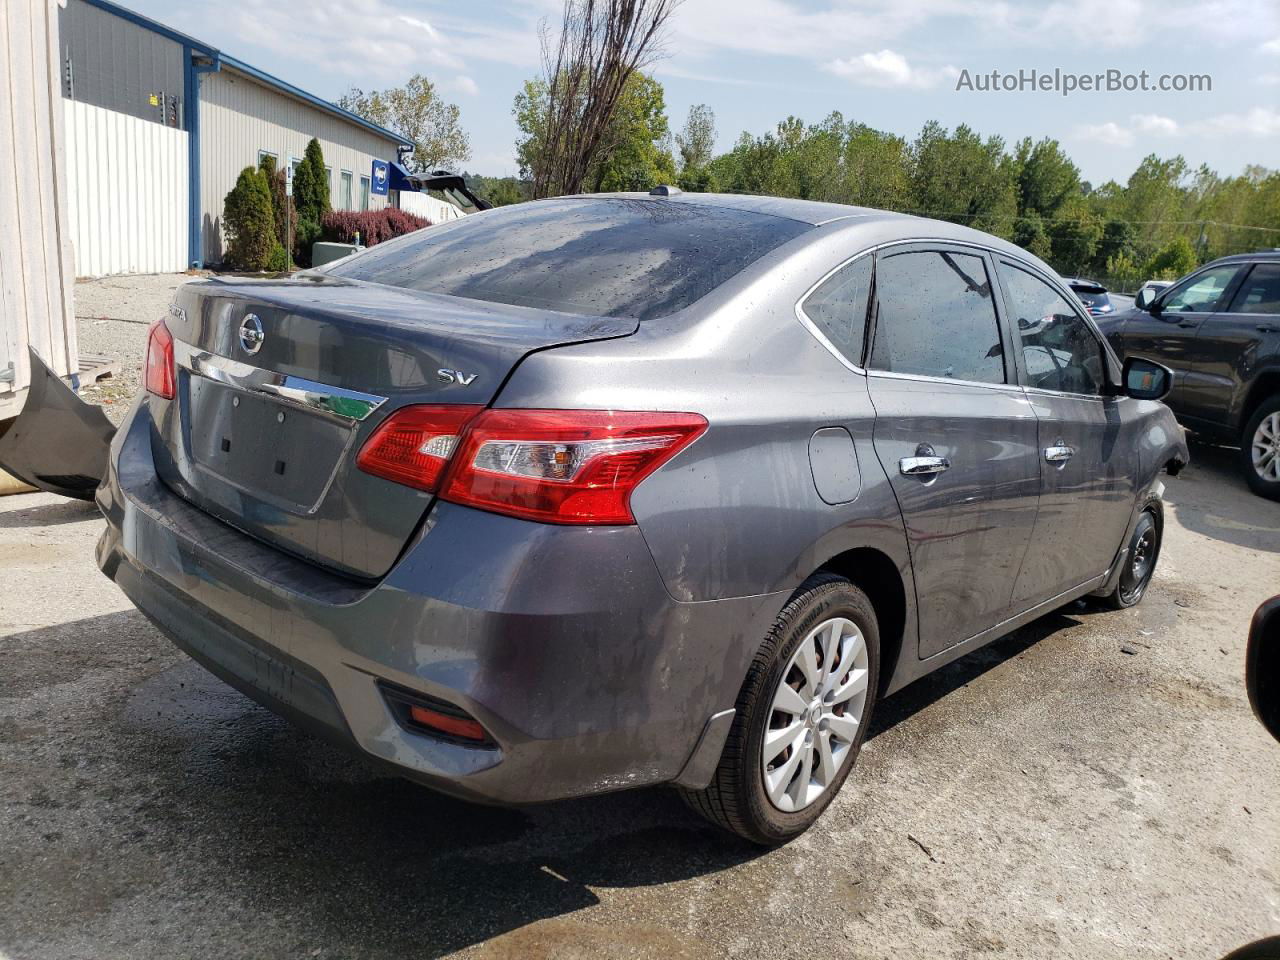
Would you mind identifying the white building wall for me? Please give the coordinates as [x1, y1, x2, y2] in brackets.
[199, 68, 402, 264]
[0, 0, 77, 418]
[63, 98, 188, 276]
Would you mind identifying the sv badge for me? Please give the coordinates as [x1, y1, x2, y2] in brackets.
[437, 368, 478, 386]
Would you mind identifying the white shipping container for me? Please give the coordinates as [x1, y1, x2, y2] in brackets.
[0, 0, 78, 421]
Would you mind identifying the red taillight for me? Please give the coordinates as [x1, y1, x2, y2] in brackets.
[144, 319, 175, 399]
[440, 409, 707, 525]
[407, 705, 487, 742]
[356, 406, 707, 524]
[355, 404, 483, 492]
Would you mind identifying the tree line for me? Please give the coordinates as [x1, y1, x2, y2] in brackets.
[328, 0, 1280, 291]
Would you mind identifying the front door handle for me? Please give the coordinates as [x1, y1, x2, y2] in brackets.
[1258, 324, 1279, 334]
[1044, 443, 1075, 464]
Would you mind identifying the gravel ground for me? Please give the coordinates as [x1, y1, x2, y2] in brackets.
[1, 277, 1278, 960]
[73, 274, 193, 420]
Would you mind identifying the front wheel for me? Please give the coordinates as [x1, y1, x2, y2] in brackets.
[1101, 506, 1162, 609]
[680, 573, 880, 845]
[1241, 395, 1280, 501]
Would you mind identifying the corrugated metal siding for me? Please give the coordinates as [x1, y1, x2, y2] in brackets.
[63, 98, 187, 276]
[1, 0, 77, 413]
[200, 68, 400, 264]
[397, 190, 465, 226]
[58, 0, 184, 125]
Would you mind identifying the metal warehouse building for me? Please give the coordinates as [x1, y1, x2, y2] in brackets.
[58, 0, 420, 275]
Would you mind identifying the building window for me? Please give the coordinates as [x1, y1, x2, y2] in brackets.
[257, 149, 278, 169]
[325, 166, 333, 197]
[359, 175, 371, 211]
[340, 171, 353, 210]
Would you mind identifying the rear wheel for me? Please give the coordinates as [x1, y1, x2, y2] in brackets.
[1241, 395, 1280, 501]
[1101, 506, 1162, 609]
[680, 574, 880, 845]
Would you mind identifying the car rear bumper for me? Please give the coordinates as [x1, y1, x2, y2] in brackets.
[95, 397, 783, 804]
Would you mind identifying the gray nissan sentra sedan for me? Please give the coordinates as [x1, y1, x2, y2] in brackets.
[95, 190, 1188, 844]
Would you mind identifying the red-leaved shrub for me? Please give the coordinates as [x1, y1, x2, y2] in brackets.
[322, 208, 430, 247]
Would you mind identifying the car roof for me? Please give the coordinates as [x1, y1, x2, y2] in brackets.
[1204, 250, 1280, 266]
[559, 191, 890, 226]
[555, 191, 1056, 272]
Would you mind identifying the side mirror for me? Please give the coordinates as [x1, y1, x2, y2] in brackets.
[1247, 597, 1280, 744]
[1135, 287, 1153, 310]
[1122, 356, 1173, 401]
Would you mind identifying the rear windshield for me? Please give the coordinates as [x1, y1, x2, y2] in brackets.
[1072, 287, 1109, 306]
[326, 198, 811, 320]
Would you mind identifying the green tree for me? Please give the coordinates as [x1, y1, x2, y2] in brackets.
[1144, 236, 1199, 279]
[516, 72, 675, 194]
[292, 138, 330, 264]
[909, 121, 1019, 237]
[222, 166, 276, 270]
[676, 104, 716, 171]
[337, 75, 470, 171]
[1014, 137, 1081, 221]
[1012, 212, 1053, 261]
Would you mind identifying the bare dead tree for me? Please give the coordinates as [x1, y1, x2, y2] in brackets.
[532, 0, 678, 198]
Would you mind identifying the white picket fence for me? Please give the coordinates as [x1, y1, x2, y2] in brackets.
[64, 99, 189, 276]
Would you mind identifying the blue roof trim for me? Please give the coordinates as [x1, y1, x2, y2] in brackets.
[219, 56, 412, 148]
[80, 0, 412, 148]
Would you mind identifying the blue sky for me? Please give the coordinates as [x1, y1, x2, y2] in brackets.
[132, 0, 1280, 187]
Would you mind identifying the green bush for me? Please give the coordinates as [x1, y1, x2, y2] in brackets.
[295, 218, 324, 267]
[222, 166, 276, 270]
[264, 241, 290, 273]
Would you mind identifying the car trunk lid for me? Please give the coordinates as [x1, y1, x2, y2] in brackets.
[154, 274, 637, 579]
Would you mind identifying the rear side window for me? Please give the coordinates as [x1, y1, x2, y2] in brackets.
[869, 250, 1005, 384]
[326, 198, 811, 321]
[1227, 263, 1280, 315]
[800, 255, 872, 366]
[1001, 263, 1106, 396]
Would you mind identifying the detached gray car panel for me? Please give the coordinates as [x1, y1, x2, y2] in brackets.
[95, 193, 1187, 820]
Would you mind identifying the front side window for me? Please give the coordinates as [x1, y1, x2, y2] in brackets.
[1161, 264, 1242, 313]
[869, 250, 1005, 384]
[1227, 263, 1280, 315]
[800, 256, 872, 366]
[1000, 263, 1105, 395]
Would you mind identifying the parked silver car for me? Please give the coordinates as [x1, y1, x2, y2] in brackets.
[93, 192, 1188, 844]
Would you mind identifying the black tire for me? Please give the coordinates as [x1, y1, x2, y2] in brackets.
[679, 573, 880, 846]
[1101, 505, 1162, 609]
[1240, 395, 1280, 501]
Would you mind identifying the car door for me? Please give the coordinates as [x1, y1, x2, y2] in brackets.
[1115, 263, 1248, 416]
[865, 244, 1041, 658]
[995, 259, 1141, 606]
[1181, 262, 1280, 432]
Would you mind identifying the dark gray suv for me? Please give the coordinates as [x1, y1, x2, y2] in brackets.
[95, 193, 1188, 844]
[1098, 251, 1280, 498]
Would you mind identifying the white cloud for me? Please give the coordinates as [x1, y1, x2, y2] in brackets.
[1074, 122, 1134, 147]
[1131, 113, 1179, 135]
[1259, 73, 1280, 86]
[1192, 107, 1280, 136]
[448, 75, 480, 96]
[825, 49, 958, 88]
[1262, 36, 1280, 53]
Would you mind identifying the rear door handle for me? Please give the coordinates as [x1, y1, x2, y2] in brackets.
[899, 454, 951, 477]
[1044, 443, 1075, 464]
